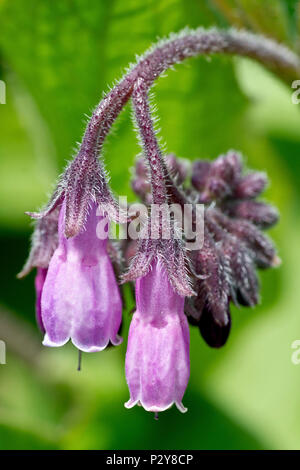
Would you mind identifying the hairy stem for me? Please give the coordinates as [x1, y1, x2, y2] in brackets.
[80, 27, 300, 158]
[132, 78, 167, 205]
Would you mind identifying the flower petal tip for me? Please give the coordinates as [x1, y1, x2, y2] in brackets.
[272, 255, 282, 267]
[111, 334, 123, 346]
[176, 402, 188, 413]
[124, 398, 138, 409]
[42, 334, 69, 348]
[124, 399, 187, 413]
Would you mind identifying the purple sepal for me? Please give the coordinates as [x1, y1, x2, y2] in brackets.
[122, 223, 194, 297]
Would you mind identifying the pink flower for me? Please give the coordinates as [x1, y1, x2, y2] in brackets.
[125, 259, 190, 413]
[41, 201, 122, 352]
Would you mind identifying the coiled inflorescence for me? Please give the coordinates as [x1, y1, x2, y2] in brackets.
[18, 27, 290, 414]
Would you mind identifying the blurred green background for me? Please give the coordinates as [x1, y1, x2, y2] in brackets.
[0, 0, 300, 450]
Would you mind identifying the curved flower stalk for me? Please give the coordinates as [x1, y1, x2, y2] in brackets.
[42, 201, 122, 352]
[18, 26, 290, 413]
[21, 26, 298, 253]
[24, 27, 300, 235]
[123, 78, 194, 414]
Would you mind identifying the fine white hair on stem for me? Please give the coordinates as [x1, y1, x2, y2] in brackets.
[79, 26, 300, 169]
[32, 27, 300, 232]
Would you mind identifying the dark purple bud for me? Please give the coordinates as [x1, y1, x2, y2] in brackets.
[234, 172, 268, 199]
[234, 222, 276, 268]
[165, 153, 190, 185]
[198, 151, 242, 202]
[185, 295, 231, 348]
[190, 227, 230, 325]
[225, 200, 279, 228]
[224, 239, 259, 307]
[191, 160, 211, 192]
[211, 209, 278, 269]
[235, 289, 255, 307]
[199, 303, 231, 348]
[206, 212, 259, 307]
[184, 298, 201, 326]
[212, 150, 242, 186]
[206, 177, 230, 201]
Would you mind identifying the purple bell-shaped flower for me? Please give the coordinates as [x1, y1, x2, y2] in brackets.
[41, 201, 123, 352]
[125, 259, 190, 413]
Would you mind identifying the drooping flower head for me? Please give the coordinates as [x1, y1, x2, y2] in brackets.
[123, 77, 194, 414]
[18, 27, 288, 414]
[176, 151, 279, 347]
[19, 70, 128, 352]
[130, 127, 280, 353]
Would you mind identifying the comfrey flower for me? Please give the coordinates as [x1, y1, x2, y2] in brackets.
[125, 259, 189, 413]
[19, 80, 126, 353]
[18, 26, 294, 414]
[19, 151, 124, 352]
[41, 201, 122, 351]
[20, 198, 123, 352]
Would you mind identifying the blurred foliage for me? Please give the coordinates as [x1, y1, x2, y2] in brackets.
[0, 0, 300, 450]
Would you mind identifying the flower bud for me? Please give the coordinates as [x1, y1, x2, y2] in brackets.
[225, 200, 279, 228]
[234, 172, 268, 199]
[199, 303, 231, 348]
